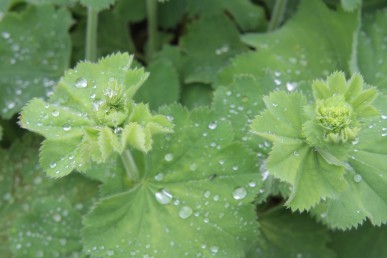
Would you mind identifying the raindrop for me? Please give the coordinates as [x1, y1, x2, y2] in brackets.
[286, 82, 298, 92]
[233, 187, 247, 200]
[178, 206, 193, 219]
[52, 214, 61, 222]
[2, 31, 10, 39]
[248, 181, 256, 188]
[232, 165, 239, 171]
[293, 151, 299, 157]
[63, 124, 71, 131]
[154, 173, 164, 181]
[208, 122, 217, 130]
[114, 127, 122, 134]
[7, 102, 15, 109]
[52, 110, 59, 117]
[75, 77, 88, 88]
[381, 115, 387, 120]
[50, 162, 57, 168]
[155, 189, 173, 204]
[190, 163, 198, 171]
[107, 250, 114, 256]
[210, 246, 219, 254]
[204, 190, 211, 198]
[164, 153, 174, 162]
[353, 174, 362, 183]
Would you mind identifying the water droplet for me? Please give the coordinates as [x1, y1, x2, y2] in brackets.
[2, 31, 10, 39]
[7, 102, 15, 109]
[50, 162, 57, 168]
[107, 250, 114, 256]
[248, 181, 256, 188]
[63, 124, 71, 131]
[208, 122, 217, 130]
[154, 173, 164, 181]
[213, 195, 219, 201]
[381, 115, 387, 120]
[232, 165, 239, 171]
[114, 127, 123, 134]
[233, 187, 247, 200]
[155, 189, 173, 204]
[293, 151, 299, 157]
[189, 163, 198, 171]
[164, 153, 173, 162]
[204, 190, 211, 198]
[75, 77, 88, 88]
[52, 213, 61, 222]
[286, 82, 298, 91]
[51, 110, 59, 117]
[178, 206, 193, 219]
[210, 246, 219, 254]
[353, 174, 362, 183]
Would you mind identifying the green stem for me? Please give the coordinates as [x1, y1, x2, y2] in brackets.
[121, 150, 140, 182]
[268, 0, 288, 32]
[146, 0, 158, 60]
[85, 6, 98, 61]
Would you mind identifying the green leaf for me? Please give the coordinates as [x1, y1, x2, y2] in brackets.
[341, 0, 362, 11]
[247, 209, 335, 258]
[134, 59, 180, 110]
[329, 222, 387, 258]
[218, 0, 359, 90]
[357, 8, 387, 94]
[180, 83, 213, 109]
[20, 53, 174, 177]
[186, 0, 266, 32]
[83, 105, 261, 257]
[180, 15, 248, 84]
[9, 197, 86, 258]
[251, 91, 348, 211]
[0, 135, 99, 257]
[79, 0, 116, 11]
[0, 5, 72, 119]
[311, 95, 387, 229]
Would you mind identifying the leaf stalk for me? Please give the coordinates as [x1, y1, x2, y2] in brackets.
[268, 0, 288, 32]
[86, 6, 98, 61]
[121, 149, 140, 182]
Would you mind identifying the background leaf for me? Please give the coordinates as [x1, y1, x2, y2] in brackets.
[0, 5, 72, 119]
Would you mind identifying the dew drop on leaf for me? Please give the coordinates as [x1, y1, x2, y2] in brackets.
[52, 213, 61, 222]
[154, 173, 164, 181]
[210, 246, 219, 254]
[164, 153, 174, 162]
[75, 77, 88, 88]
[353, 174, 362, 183]
[178, 206, 193, 219]
[50, 162, 56, 168]
[189, 163, 198, 171]
[63, 124, 71, 131]
[155, 189, 173, 204]
[286, 82, 298, 92]
[233, 187, 247, 200]
[208, 122, 217, 130]
[51, 110, 59, 117]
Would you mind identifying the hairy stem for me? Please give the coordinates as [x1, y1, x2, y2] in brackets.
[268, 0, 288, 32]
[86, 6, 98, 61]
[121, 150, 140, 182]
[146, 0, 158, 60]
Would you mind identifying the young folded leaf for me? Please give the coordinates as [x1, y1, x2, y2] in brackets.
[250, 72, 379, 211]
[20, 53, 174, 178]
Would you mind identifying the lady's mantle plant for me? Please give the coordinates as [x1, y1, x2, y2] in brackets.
[20, 53, 173, 178]
[251, 72, 387, 228]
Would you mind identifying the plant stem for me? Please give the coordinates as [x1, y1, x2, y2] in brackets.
[121, 150, 140, 182]
[86, 6, 98, 62]
[268, 0, 288, 32]
[146, 0, 158, 60]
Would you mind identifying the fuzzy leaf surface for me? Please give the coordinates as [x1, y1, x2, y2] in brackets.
[0, 135, 99, 257]
[247, 209, 335, 258]
[0, 5, 71, 119]
[83, 105, 261, 257]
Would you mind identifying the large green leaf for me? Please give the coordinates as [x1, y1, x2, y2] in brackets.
[328, 223, 387, 258]
[247, 209, 335, 258]
[180, 15, 248, 84]
[357, 8, 387, 94]
[0, 5, 72, 119]
[218, 0, 359, 91]
[83, 105, 261, 257]
[0, 135, 99, 257]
